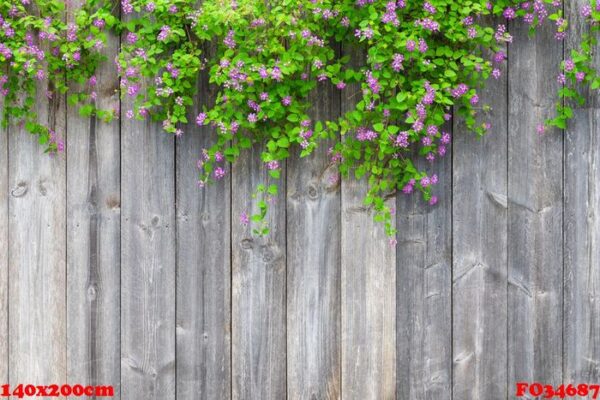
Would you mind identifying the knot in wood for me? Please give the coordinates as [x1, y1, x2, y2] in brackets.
[11, 181, 28, 198]
[306, 183, 319, 200]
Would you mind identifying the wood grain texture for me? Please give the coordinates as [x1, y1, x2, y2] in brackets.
[396, 128, 452, 400]
[8, 70, 67, 390]
[340, 45, 396, 400]
[120, 87, 176, 399]
[0, 69, 8, 386]
[564, 0, 600, 388]
[7, 3, 600, 397]
[66, 2, 121, 397]
[176, 43, 231, 400]
[508, 17, 564, 389]
[231, 146, 287, 399]
[452, 37, 508, 399]
[286, 76, 341, 399]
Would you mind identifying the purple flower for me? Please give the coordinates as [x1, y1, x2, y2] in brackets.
[423, 1, 437, 14]
[536, 124, 546, 135]
[503, 7, 516, 20]
[356, 127, 378, 142]
[121, 0, 133, 14]
[451, 83, 469, 98]
[394, 132, 409, 148]
[224, 30, 236, 49]
[214, 167, 226, 180]
[392, 53, 404, 72]
[581, 4, 592, 17]
[564, 59, 575, 72]
[66, 24, 77, 42]
[196, 113, 207, 126]
[126, 32, 137, 44]
[267, 161, 280, 170]
[365, 71, 380, 94]
[402, 179, 415, 194]
[269, 67, 282, 82]
[158, 26, 171, 41]
[441, 132, 451, 144]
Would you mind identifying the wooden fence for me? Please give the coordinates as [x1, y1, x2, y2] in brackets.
[1, 0, 600, 399]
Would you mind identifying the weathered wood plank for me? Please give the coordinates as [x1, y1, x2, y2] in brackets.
[66, 3, 121, 397]
[564, 0, 600, 388]
[286, 76, 341, 399]
[120, 77, 176, 400]
[507, 17, 564, 389]
[176, 43, 231, 400]
[231, 145, 287, 399]
[8, 62, 67, 389]
[0, 69, 8, 386]
[452, 35, 508, 398]
[396, 127, 452, 400]
[340, 45, 396, 400]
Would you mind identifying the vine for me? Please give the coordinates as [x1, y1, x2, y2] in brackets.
[1, 0, 599, 236]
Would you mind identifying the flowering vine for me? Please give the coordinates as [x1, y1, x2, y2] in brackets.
[1, 0, 600, 236]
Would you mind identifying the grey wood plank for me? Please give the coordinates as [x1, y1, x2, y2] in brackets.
[340, 45, 396, 400]
[66, 2, 121, 396]
[0, 69, 8, 386]
[8, 68, 67, 387]
[396, 127, 452, 400]
[452, 35, 508, 399]
[564, 0, 600, 388]
[176, 43, 231, 400]
[120, 74, 176, 400]
[231, 146, 287, 399]
[508, 17, 564, 389]
[286, 76, 341, 399]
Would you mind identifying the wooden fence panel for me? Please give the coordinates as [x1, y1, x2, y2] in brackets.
[120, 87, 176, 399]
[0, 69, 7, 387]
[175, 43, 231, 400]
[8, 66, 67, 392]
[66, 3, 121, 397]
[396, 125, 452, 400]
[340, 46, 396, 400]
[286, 69, 342, 399]
[564, 0, 600, 388]
[452, 33, 509, 399]
[231, 147, 287, 399]
[508, 17, 564, 390]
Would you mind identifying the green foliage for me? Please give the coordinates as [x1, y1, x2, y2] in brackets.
[1, 0, 599, 237]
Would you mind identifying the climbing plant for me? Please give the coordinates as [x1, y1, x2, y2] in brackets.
[1, 0, 599, 236]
